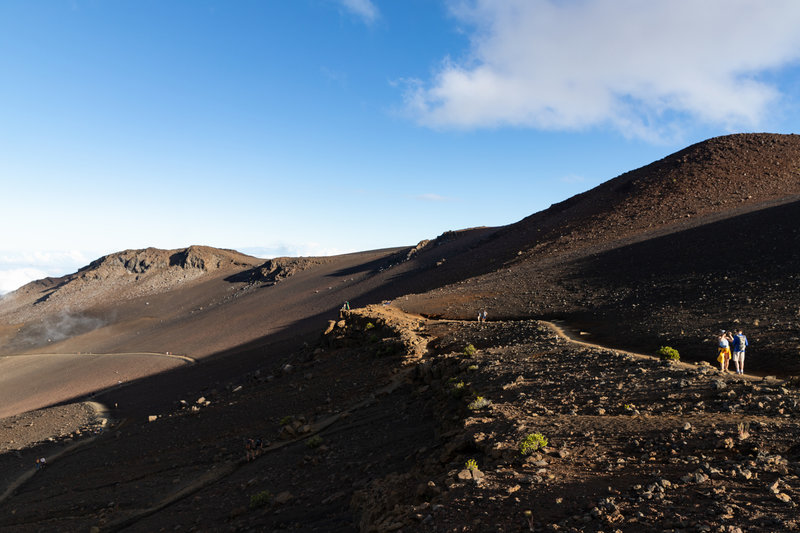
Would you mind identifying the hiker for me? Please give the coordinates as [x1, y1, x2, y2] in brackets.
[35, 458, 41, 471]
[732, 329, 749, 374]
[481, 310, 488, 323]
[339, 301, 350, 317]
[245, 438, 255, 461]
[717, 330, 732, 372]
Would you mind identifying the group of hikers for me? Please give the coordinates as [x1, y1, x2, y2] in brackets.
[717, 329, 749, 374]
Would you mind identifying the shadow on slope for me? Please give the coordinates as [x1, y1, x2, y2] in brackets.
[555, 198, 800, 374]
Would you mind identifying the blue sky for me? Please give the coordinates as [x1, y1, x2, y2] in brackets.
[2, 0, 800, 293]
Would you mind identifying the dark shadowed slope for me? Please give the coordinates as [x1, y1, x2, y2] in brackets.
[399, 133, 800, 374]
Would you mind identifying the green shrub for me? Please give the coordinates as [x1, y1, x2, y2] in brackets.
[519, 432, 548, 455]
[250, 490, 272, 509]
[468, 396, 491, 410]
[467, 364, 479, 371]
[465, 458, 478, 471]
[464, 344, 477, 356]
[278, 415, 293, 426]
[365, 322, 375, 330]
[450, 380, 468, 398]
[305, 435, 323, 449]
[657, 346, 680, 361]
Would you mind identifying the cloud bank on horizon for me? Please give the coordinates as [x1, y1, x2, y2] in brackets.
[405, 0, 800, 141]
[0, 251, 91, 295]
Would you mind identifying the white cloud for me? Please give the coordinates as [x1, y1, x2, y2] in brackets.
[414, 193, 453, 202]
[0, 250, 92, 294]
[0, 268, 50, 294]
[407, 0, 800, 140]
[338, 0, 379, 25]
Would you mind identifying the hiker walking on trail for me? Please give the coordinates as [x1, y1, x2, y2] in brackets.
[245, 438, 255, 461]
[478, 309, 487, 323]
[717, 330, 732, 372]
[732, 329, 749, 374]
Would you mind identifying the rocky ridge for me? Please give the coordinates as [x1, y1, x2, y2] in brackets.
[0, 246, 262, 324]
[507, 133, 800, 261]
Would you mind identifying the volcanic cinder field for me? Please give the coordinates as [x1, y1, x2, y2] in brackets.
[2, 133, 800, 532]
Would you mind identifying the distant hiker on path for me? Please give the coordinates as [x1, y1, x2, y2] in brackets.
[732, 329, 749, 374]
[339, 301, 350, 317]
[478, 309, 487, 323]
[245, 438, 256, 461]
[717, 330, 732, 372]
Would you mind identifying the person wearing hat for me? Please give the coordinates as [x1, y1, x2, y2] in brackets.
[717, 330, 732, 372]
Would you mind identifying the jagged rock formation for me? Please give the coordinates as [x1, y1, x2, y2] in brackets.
[0, 246, 262, 326]
[253, 257, 330, 284]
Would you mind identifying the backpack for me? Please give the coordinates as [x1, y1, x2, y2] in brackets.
[735, 334, 746, 350]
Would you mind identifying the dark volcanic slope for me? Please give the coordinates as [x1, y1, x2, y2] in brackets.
[506, 132, 800, 260]
[400, 133, 800, 374]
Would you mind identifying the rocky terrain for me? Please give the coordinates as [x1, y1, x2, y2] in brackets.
[1, 305, 799, 532]
[1, 133, 800, 531]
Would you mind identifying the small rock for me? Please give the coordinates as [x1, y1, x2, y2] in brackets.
[274, 491, 294, 505]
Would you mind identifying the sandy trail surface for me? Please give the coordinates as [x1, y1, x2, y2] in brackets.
[0, 352, 192, 420]
[0, 401, 110, 504]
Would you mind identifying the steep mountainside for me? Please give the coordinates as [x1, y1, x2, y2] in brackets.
[400, 133, 800, 373]
[507, 132, 800, 260]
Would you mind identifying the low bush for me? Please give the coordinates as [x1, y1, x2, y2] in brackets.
[657, 346, 680, 361]
[305, 435, 323, 449]
[450, 380, 468, 398]
[250, 490, 272, 509]
[519, 432, 548, 455]
[468, 396, 491, 410]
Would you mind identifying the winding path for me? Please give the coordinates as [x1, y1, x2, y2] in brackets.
[0, 402, 111, 505]
[0, 351, 196, 364]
